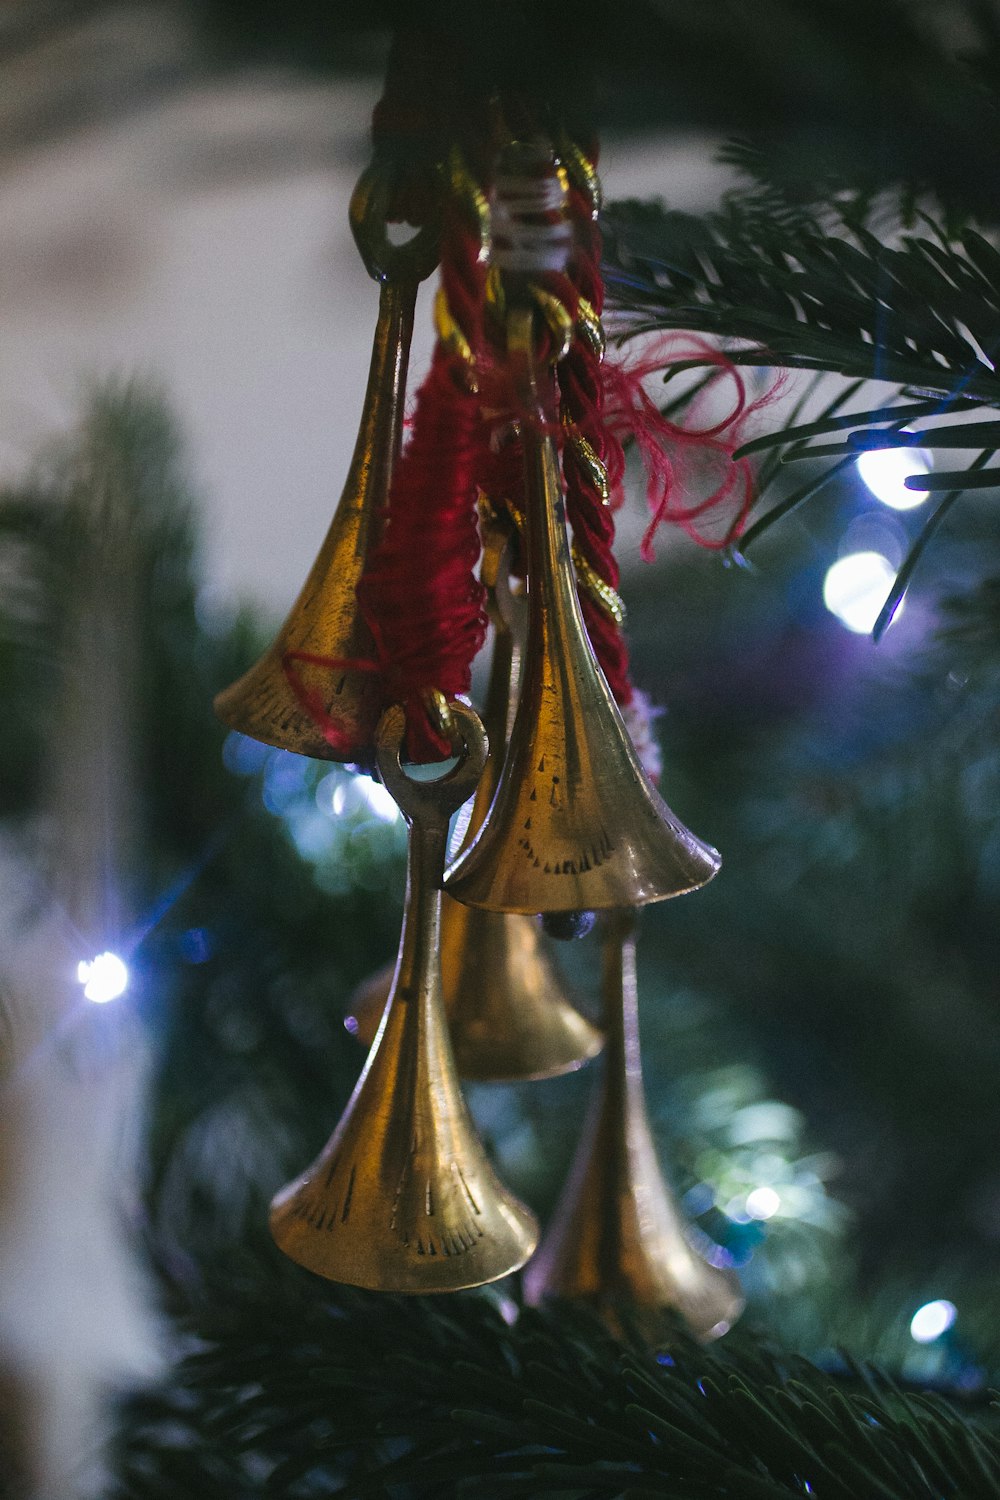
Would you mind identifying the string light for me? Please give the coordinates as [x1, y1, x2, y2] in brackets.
[328, 773, 400, 825]
[909, 1299, 957, 1343]
[76, 951, 128, 1004]
[822, 551, 901, 634]
[856, 436, 931, 510]
[745, 1185, 781, 1220]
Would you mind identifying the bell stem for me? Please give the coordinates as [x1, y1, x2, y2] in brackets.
[514, 316, 594, 697]
[346, 275, 418, 520]
[600, 910, 644, 1146]
[391, 817, 447, 1010]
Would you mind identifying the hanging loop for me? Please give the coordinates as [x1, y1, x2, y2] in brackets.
[376, 701, 488, 827]
[350, 161, 442, 284]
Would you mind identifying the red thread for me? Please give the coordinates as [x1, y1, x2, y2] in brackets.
[602, 338, 785, 559]
[354, 110, 497, 762]
[280, 650, 379, 760]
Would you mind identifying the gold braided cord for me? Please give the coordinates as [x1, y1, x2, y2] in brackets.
[555, 134, 602, 216]
[528, 285, 574, 362]
[575, 296, 606, 361]
[572, 550, 627, 627]
[563, 423, 610, 505]
[433, 286, 475, 368]
[492, 498, 626, 627]
[447, 147, 491, 257]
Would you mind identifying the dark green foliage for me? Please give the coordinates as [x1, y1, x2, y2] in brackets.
[186, 1, 1000, 222]
[603, 173, 1000, 626]
[7, 384, 995, 1496]
[603, 192, 1000, 405]
[106, 1260, 1000, 1498]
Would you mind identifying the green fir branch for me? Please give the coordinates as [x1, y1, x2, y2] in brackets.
[603, 197, 1000, 407]
[604, 184, 1000, 616]
[105, 1265, 1000, 1499]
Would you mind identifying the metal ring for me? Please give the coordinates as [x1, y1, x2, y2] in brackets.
[349, 161, 441, 285]
[375, 702, 488, 824]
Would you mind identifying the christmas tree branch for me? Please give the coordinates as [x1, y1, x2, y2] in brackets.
[106, 1259, 1000, 1499]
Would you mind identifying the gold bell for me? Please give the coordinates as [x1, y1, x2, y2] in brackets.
[523, 910, 744, 1340]
[270, 702, 539, 1292]
[345, 524, 602, 1081]
[214, 166, 439, 765]
[445, 307, 721, 914]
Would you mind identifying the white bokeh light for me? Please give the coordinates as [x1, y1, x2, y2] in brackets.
[745, 1186, 782, 1221]
[856, 438, 931, 510]
[909, 1299, 957, 1344]
[823, 551, 901, 634]
[327, 773, 399, 825]
[357, 775, 399, 824]
[76, 951, 129, 1004]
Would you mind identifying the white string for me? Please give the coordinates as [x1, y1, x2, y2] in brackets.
[492, 169, 571, 275]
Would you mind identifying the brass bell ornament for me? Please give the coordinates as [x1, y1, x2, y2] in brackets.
[215, 166, 439, 765]
[523, 910, 744, 1340]
[446, 304, 721, 916]
[270, 703, 538, 1292]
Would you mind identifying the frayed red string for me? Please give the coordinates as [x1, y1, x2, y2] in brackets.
[602, 338, 785, 559]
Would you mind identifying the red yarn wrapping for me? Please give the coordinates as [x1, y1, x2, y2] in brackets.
[602, 339, 786, 559]
[357, 344, 488, 761]
[356, 156, 496, 762]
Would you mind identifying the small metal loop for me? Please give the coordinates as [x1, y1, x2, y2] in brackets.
[376, 702, 488, 826]
[528, 285, 575, 363]
[349, 162, 441, 285]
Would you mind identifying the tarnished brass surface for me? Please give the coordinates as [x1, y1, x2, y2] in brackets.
[346, 529, 603, 1081]
[445, 309, 721, 913]
[214, 166, 438, 765]
[270, 703, 538, 1292]
[523, 911, 744, 1339]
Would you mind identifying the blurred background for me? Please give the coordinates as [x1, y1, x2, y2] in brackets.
[2, 3, 1000, 1497]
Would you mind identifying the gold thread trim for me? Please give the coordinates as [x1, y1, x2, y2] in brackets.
[556, 135, 602, 217]
[564, 424, 610, 504]
[495, 499, 625, 625]
[572, 551, 627, 626]
[434, 287, 478, 391]
[448, 147, 491, 259]
[575, 296, 606, 361]
[528, 285, 574, 363]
